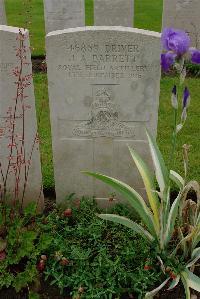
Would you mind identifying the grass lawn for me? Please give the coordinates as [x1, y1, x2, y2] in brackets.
[5, 0, 163, 56]
[4, 1, 200, 190]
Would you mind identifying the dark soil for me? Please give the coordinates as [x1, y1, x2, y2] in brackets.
[0, 283, 199, 299]
[0, 278, 71, 299]
[32, 56, 46, 73]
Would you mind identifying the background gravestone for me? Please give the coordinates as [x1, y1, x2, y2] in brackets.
[46, 27, 161, 204]
[94, 0, 134, 27]
[162, 0, 200, 48]
[0, 25, 44, 208]
[0, 0, 6, 24]
[44, 0, 85, 33]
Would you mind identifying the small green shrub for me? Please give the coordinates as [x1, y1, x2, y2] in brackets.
[40, 198, 162, 298]
[0, 202, 52, 295]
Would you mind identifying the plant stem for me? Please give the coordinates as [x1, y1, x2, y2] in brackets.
[169, 108, 178, 172]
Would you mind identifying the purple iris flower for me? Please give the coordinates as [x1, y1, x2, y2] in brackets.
[189, 47, 200, 64]
[171, 85, 178, 109]
[182, 87, 190, 109]
[161, 28, 191, 56]
[161, 52, 176, 72]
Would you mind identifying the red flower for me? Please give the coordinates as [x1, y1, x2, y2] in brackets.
[0, 251, 6, 261]
[170, 271, 177, 280]
[144, 265, 152, 270]
[37, 260, 45, 272]
[63, 208, 72, 217]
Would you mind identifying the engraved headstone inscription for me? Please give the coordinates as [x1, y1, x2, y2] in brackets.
[94, 0, 134, 27]
[0, 25, 44, 208]
[0, 0, 6, 24]
[44, 0, 85, 33]
[46, 27, 161, 203]
[162, 0, 200, 48]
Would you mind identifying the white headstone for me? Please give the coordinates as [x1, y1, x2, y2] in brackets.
[162, 0, 200, 48]
[0, 25, 44, 208]
[46, 27, 161, 203]
[0, 0, 6, 24]
[94, 0, 134, 27]
[44, 0, 85, 34]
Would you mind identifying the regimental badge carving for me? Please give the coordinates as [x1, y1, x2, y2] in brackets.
[73, 88, 135, 138]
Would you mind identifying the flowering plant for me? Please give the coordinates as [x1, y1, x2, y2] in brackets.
[83, 28, 200, 298]
[161, 27, 200, 73]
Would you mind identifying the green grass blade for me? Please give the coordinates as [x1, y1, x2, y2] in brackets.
[146, 129, 169, 194]
[82, 171, 157, 237]
[128, 146, 160, 233]
[98, 214, 154, 243]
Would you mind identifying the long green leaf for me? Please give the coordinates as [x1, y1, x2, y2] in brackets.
[185, 269, 200, 292]
[145, 278, 170, 298]
[170, 170, 184, 189]
[167, 275, 180, 290]
[192, 231, 200, 250]
[187, 247, 200, 268]
[128, 146, 160, 233]
[192, 247, 200, 259]
[98, 214, 154, 243]
[181, 271, 190, 299]
[146, 129, 169, 194]
[164, 192, 181, 246]
[82, 171, 157, 237]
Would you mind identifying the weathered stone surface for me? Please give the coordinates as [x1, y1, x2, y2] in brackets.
[46, 27, 161, 203]
[0, 0, 6, 24]
[162, 0, 200, 48]
[0, 25, 44, 208]
[44, 0, 85, 33]
[94, 0, 134, 27]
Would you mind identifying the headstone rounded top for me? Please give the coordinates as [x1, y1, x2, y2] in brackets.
[46, 26, 161, 38]
[0, 25, 28, 34]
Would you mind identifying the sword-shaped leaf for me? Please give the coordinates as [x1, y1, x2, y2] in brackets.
[164, 192, 181, 246]
[128, 146, 160, 233]
[167, 275, 180, 290]
[145, 278, 170, 298]
[98, 214, 154, 243]
[185, 269, 200, 292]
[181, 271, 190, 299]
[170, 170, 184, 189]
[146, 129, 169, 194]
[82, 171, 157, 237]
[187, 247, 200, 268]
